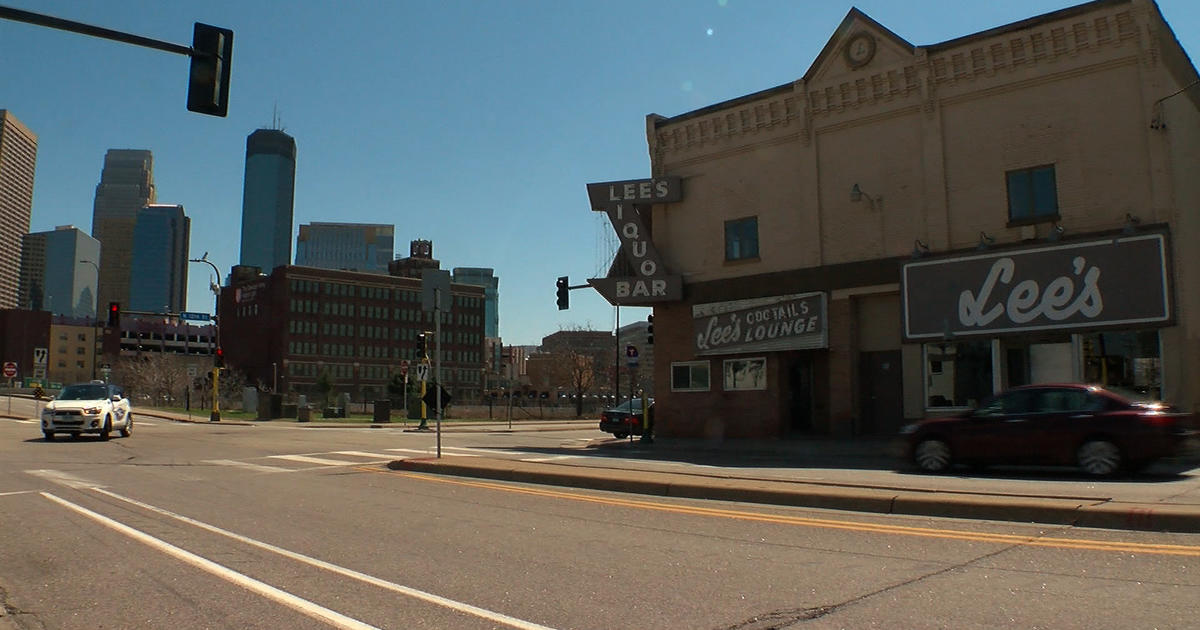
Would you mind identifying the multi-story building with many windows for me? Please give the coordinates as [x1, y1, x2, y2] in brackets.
[633, 0, 1200, 440]
[239, 129, 297, 274]
[19, 225, 101, 318]
[129, 204, 190, 314]
[295, 222, 393, 274]
[221, 264, 486, 403]
[0, 110, 37, 310]
[91, 149, 155, 311]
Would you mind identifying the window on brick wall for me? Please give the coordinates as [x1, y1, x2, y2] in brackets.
[671, 361, 711, 392]
[724, 217, 759, 261]
[1006, 165, 1058, 223]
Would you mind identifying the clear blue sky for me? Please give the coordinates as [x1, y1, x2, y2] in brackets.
[4, 0, 1197, 345]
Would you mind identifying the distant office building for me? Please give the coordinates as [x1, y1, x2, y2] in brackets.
[129, 204, 190, 313]
[452, 267, 499, 338]
[295, 222, 393, 273]
[239, 129, 296, 273]
[91, 149, 155, 310]
[0, 110, 37, 309]
[19, 226, 101, 318]
[387, 239, 440, 278]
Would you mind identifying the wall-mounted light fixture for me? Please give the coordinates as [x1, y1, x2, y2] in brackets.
[1047, 222, 1065, 242]
[850, 184, 882, 210]
[912, 239, 930, 259]
[1123, 212, 1141, 235]
[977, 231, 995, 251]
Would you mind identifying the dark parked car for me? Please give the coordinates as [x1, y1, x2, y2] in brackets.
[901, 384, 1195, 476]
[600, 398, 653, 439]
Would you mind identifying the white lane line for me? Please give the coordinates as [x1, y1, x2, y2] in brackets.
[329, 451, 400, 460]
[441, 446, 530, 457]
[268, 454, 363, 466]
[385, 448, 479, 458]
[0, 490, 38, 497]
[204, 459, 294, 474]
[523, 455, 579, 463]
[91, 488, 558, 630]
[25, 469, 104, 489]
[41, 492, 378, 630]
[12, 419, 37, 424]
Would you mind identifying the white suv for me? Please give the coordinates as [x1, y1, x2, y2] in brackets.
[41, 381, 132, 441]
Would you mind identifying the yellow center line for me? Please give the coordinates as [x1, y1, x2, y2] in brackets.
[359, 466, 1200, 557]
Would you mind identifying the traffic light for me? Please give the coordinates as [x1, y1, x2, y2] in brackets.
[418, 332, 428, 358]
[556, 276, 569, 310]
[107, 302, 120, 328]
[214, 347, 225, 368]
[647, 314, 654, 345]
[187, 23, 234, 117]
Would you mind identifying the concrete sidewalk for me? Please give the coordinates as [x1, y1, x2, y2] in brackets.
[387, 437, 1200, 534]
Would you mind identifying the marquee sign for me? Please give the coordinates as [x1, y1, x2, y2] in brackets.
[585, 177, 683, 305]
[692, 292, 828, 356]
[902, 233, 1172, 339]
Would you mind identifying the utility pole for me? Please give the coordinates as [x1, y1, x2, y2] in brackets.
[189, 253, 221, 421]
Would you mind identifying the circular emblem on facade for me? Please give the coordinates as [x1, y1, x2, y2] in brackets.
[844, 32, 876, 68]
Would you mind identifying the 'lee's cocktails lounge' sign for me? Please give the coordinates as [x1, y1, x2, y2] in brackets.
[902, 233, 1172, 340]
[693, 292, 827, 356]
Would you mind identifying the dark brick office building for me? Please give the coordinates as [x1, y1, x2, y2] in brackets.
[220, 265, 486, 403]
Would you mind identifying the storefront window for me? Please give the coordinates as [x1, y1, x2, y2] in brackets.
[671, 361, 710, 392]
[723, 358, 766, 391]
[1082, 330, 1161, 399]
[925, 340, 993, 408]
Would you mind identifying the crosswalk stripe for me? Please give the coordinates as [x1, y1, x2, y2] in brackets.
[386, 448, 479, 458]
[524, 455, 579, 462]
[330, 451, 399, 460]
[204, 459, 294, 473]
[268, 454, 364, 466]
[25, 469, 104, 489]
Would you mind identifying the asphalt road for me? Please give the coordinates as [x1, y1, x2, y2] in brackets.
[2, 408, 1199, 629]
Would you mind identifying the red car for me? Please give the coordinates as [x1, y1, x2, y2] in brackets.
[902, 384, 1195, 476]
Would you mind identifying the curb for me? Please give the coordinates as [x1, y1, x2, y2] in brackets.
[388, 457, 1200, 534]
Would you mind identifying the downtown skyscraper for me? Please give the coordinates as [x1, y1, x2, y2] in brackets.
[91, 149, 155, 311]
[129, 204, 190, 313]
[239, 129, 296, 273]
[18, 226, 101, 318]
[0, 110, 37, 309]
[294, 222, 393, 273]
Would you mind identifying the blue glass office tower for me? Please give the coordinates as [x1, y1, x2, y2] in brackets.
[239, 129, 296, 273]
[18, 226, 101, 318]
[129, 205, 190, 313]
[451, 267, 499, 338]
[295, 222, 393, 273]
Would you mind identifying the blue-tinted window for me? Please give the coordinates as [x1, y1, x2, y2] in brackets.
[1006, 165, 1058, 221]
[725, 217, 759, 261]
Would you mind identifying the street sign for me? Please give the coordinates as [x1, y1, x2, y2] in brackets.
[421, 384, 452, 409]
[33, 347, 48, 366]
[2, 362, 16, 379]
[400, 359, 410, 374]
[415, 363, 430, 382]
[179, 311, 212, 322]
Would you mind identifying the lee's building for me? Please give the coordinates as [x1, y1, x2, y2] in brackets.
[635, 0, 1200, 439]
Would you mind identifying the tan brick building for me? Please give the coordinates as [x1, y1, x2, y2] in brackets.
[641, 0, 1199, 439]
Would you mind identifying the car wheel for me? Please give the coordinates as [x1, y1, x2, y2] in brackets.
[1077, 439, 1121, 476]
[613, 432, 628, 439]
[43, 431, 55, 441]
[914, 439, 952, 473]
[119, 414, 133, 438]
[99, 416, 111, 440]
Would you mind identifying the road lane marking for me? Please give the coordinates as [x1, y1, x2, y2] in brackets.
[269, 454, 365, 466]
[329, 451, 400, 460]
[0, 490, 37, 497]
[90, 488, 557, 630]
[25, 469, 104, 489]
[204, 459, 294, 473]
[366, 467, 1200, 558]
[386, 448, 479, 458]
[41, 492, 379, 630]
[524, 455, 580, 463]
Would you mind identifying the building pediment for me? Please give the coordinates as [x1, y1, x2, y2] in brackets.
[802, 8, 915, 87]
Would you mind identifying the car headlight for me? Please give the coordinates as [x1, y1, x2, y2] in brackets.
[82, 406, 103, 415]
[899, 423, 918, 435]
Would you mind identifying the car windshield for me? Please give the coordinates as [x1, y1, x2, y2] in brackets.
[612, 399, 650, 413]
[57, 385, 108, 401]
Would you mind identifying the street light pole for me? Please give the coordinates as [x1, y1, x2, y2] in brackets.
[188, 252, 221, 422]
[79, 259, 100, 381]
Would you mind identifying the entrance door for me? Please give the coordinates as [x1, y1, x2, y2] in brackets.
[787, 357, 813, 434]
[859, 350, 903, 435]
